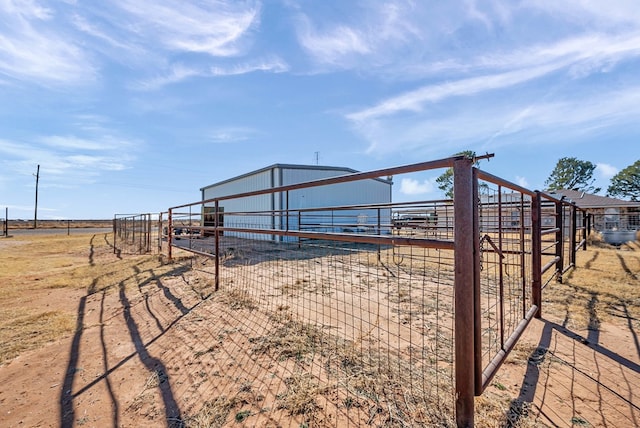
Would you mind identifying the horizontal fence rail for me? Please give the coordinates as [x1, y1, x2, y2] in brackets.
[161, 154, 589, 427]
[113, 213, 155, 255]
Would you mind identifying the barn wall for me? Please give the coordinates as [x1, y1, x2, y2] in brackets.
[201, 165, 392, 241]
[202, 169, 275, 239]
[283, 169, 392, 237]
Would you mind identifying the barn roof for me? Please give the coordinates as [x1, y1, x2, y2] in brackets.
[200, 163, 392, 191]
[548, 189, 640, 209]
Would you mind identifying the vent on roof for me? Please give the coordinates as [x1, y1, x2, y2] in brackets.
[580, 192, 585, 199]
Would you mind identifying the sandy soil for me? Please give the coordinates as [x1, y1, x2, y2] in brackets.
[0, 234, 638, 427]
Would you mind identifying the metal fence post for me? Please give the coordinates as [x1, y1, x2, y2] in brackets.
[555, 200, 564, 283]
[168, 209, 173, 261]
[158, 212, 163, 254]
[531, 192, 542, 318]
[583, 212, 589, 251]
[453, 157, 475, 428]
[214, 200, 220, 292]
[570, 204, 577, 267]
[147, 213, 152, 253]
[472, 168, 482, 396]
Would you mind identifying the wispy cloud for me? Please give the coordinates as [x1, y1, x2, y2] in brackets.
[348, 64, 562, 123]
[294, 1, 421, 69]
[210, 57, 289, 76]
[596, 163, 618, 179]
[353, 85, 640, 157]
[135, 57, 288, 90]
[0, 1, 96, 86]
[208, 127, 258, 144]
[399, 177, 435, 195]
[348, 32, 640, 123]
[0, 120, 140, 187]
[297, 19, 371, 66]
[111, 0, 260, 57]
[134, 64, 205, 91]
[1, 0, 267, 88]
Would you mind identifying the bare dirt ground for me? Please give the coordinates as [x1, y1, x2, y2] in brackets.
[0, 233, 638, 427]
[489, 239, 640, 427]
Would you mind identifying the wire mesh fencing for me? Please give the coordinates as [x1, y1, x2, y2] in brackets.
[113, 213, 159, 255]
[169, 203, 458, 426]
[161, 155, 590, 427]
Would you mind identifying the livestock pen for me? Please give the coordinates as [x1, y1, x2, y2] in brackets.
[117, 154, 588, 426]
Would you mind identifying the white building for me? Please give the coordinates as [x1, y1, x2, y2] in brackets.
[200, 164, 393, 241]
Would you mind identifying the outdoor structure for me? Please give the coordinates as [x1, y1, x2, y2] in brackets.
[198, 164, 393, 241]
[550, 189, 640, 244]
[161, 154, 590, 427]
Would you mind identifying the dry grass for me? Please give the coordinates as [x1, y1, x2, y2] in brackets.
[542, 236, 640, 330]
[2, 229, 638, 426]
[182, 396, 238, 428]
[0, 233, 188, 364]
[6, 219, 112, 229]
[0, 310, 76, 362]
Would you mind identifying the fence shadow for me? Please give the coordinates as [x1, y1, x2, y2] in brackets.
[59, 243, 205, 427]
[507, 319, 640, 427]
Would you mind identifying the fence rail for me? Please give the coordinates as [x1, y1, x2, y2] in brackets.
[113, 213, 157, 255]
[163, 155, 588, 427]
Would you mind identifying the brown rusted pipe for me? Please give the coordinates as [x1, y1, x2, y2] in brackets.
[481, 305, 538, 391]
[453, 158, 475, 427]
[531, 192, 542, 318]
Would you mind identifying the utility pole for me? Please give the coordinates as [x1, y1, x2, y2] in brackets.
[314, 151, 319, 165]
[33, 164, 40, 229]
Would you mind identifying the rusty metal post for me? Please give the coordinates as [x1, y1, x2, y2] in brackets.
[286, 190, 290, 233]
[158, 212, 163, 253]
[453, 157, 475, 427]
[377, 207, 382, 262]
[531, 192, 542, 318]
[168, 209, 173, 261]
[582, 211, 588, 251]
[497, 186, 505, 350]
[113, 216, 117, 254]
[214, 200, 220, 292]
[472, 168, 482, 397]
[147, 214, 152, 253]
[570, 204, 577, 266]
[520, 195, 526, 318]
[555, 201, 564, 283]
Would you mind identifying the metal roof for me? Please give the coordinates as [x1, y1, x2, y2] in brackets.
[549, 189, 640, 209]
[200, 163, 392, 191]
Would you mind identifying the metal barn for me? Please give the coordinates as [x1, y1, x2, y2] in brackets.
[200, 164, 393, 241]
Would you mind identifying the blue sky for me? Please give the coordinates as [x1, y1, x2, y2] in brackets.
[1, 0, 639, 219]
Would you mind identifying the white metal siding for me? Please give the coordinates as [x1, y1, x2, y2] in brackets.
[201, 165, 391, 240]
[203, 170, 274, 239]
[282, 167, 348, 186]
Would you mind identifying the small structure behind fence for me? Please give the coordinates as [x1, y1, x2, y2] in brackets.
[162, 155, 587, 427]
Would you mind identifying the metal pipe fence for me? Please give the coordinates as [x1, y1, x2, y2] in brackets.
[1, 209, 7, 237]
[163, 155, 588, 427]
[113, 213, 156, 255]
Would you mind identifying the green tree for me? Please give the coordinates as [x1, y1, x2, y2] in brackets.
[607, 160, 640, 201]
[436, 150, 478, 198]
[544, 157, 600, 193]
